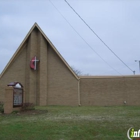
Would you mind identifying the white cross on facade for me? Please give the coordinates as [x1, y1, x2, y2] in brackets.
[30, 56, 39, 70]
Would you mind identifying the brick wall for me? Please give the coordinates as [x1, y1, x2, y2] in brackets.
[0, 44, 27, 103]
[80, 76, 140, 106]
[47, 45, 79, 106]
[0, 27, 79, 106]
[1, 24, 140, 106]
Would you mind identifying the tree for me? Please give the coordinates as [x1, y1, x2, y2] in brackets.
[71, 66, 82, 76]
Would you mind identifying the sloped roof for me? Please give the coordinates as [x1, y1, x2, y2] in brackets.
[0, 23, 79, 80]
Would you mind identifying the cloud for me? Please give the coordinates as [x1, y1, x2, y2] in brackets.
[0, 0, 140, 75]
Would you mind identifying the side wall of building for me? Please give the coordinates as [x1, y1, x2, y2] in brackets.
[0, 44, 27, 103]
[47, 45, 79, 106]
[80, 76, 140, 106]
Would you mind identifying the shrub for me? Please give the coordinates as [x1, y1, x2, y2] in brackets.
[12, 110, 19, 114]
[0, 101, 4, 113]
[22, 103, 35, 111]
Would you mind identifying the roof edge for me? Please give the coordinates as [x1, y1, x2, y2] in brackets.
[0, 23, 79, 80]
[34, 23, 79, 80]
[0, 23, 37, 79]
[79, 75, 140, 79]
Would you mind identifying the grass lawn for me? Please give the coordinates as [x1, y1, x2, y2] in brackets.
[0, 106, 140, 140]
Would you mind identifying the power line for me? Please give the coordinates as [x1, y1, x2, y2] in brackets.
[64, 0, 134, 73]
[48, 0, 122, 75]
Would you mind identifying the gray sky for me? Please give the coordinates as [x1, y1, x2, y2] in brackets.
[0, 0, 140, 75]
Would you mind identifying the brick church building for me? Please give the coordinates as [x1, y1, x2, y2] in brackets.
[0, 23, 140, 106]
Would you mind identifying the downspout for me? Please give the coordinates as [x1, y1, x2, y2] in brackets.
[78, 78, 81, 106]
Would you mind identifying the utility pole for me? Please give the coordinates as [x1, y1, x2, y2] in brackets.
[135, 60, 140, 73]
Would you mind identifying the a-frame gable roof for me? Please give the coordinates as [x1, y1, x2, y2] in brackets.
[0, 23, 79, 80]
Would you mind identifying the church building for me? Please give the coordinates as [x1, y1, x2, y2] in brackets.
[0, 23, 140, 106]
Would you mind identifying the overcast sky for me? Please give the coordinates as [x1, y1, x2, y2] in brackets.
[0, 0, 140, 76]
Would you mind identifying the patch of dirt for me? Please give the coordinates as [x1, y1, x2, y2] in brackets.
[18, 109, 48, 115]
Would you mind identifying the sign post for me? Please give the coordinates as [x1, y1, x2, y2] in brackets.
[4, 82, 23, 114]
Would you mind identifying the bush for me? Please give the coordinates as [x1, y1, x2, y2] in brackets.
[22, 103, 35, 111]
[12, 110, 19, 114]
[0, 101, 4, 113]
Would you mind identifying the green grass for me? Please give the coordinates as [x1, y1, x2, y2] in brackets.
[0, 106, 140, 140]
